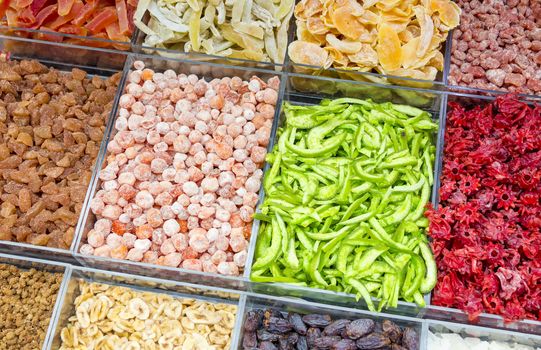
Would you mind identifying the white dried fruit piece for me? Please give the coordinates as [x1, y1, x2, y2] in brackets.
[59, 280, 236, 349]
[134, 0, 294, 64]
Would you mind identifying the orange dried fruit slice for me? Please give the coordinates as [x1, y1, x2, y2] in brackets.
[307, 16, 328, 35]
[430, 0, 461, 28]
[400, 36, 419, 69]
[288, 40, 330, 67]
[376, 23, 402, 71]
[326, 33, 362, 54]
[413, 5, 434, 58]
[332, 5, 364, 39]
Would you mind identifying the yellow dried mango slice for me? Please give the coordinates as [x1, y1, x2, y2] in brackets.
[375, 0, 401, 12]
[297, 21, 326, 44]
[288, 40, 330, 67]
[348, 44, 378, 67]
[376, 23, 402, 71]
[400, 36, 419, 69]
[332, 5, 365, 40]
[325, 46, 350, 67]
[326, 34, 362, 54]
[295, 0, 323, 20]
[307, 16, 328, 35]
[427, 50, 444, 71]
[413, 5, 434, 58]
[430, 0, 461, 28]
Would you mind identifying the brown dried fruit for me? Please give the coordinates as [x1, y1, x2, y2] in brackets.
[0, 59, 119, 249]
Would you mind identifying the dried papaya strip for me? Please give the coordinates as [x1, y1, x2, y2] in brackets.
[72, 0, 98, 27]
[32, 5, 58, 29]
[58, 0, 75, 16]
[115, 0, 129, 34]
[48, 0, 83, 29]
[84, 6, 116, 34]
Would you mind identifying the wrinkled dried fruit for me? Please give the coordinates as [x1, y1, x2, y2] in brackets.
[382, 320, 403, 343]
[245, 310, 264, 332]
[243, 331, 257, 348]
[323, 319, 351, 336]
[260, 341, 278, 350]
[265, 317, 293, 334]
[345, 319, 375, 339]
[258, 329, 281, 342]
[306, 327, 322, 347]
[297, 336, 308, 350]
[288, 313, 307, 335]
[355, 333, 392, 349]
[402, 328, 419, 350]
[313, 336, 342, 349]
[302, 314, 332, 328]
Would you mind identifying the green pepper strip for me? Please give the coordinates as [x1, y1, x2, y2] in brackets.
[307, 119, 349, 148]
[263, 152, 282, 192]
[354, 162, 386, 183]
[381, 193, 412, 227]
[337, 244, 354, 273]
[310, 249, 328, 286]
[423, 148, 434, 185]
[339, 196, 380, 226]
[341, 193, 370, 221]
[351, 182, 373, 194]
[286, 133, 346, 157]
[354, 246, 388, 272]
[392, 176, 425, 193]
[349, 278, 376, 312]
[378, 156, 418, 169]
[419, 241, 437, 293]
[328, 97, 374, 107]
[305, 225, 352, 241]
[407, 179, 430, 221]
[285, 237, 300, 270]
[252, 217, 282, 270]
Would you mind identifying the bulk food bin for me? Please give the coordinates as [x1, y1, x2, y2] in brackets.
[131, 0, 294, 71]
[244, 73, 447, 318]
[0, 36, 128, 262]
[0, 252, 71, 350]
[73, 52, 286, 291]
[423, 319, 541, 350]
[424, 91, 541, 335]
[237, 294, 425, 350]
[45, 265, 244, 349]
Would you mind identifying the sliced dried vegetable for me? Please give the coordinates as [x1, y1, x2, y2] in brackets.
[134, 0, 294, 64]
[289, 0, 461, 81]
[0, 0, 137, 47]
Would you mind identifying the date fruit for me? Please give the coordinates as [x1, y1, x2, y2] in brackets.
[302, 314, 332, 327]
[355, 333, 391, 349]
[345, 319, 375, 339]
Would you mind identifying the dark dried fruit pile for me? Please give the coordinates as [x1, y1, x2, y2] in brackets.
[426, 94, 541, 322]
[242, 308, 419, 350]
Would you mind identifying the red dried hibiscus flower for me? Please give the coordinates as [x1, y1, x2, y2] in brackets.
[426, 95, 541, 322]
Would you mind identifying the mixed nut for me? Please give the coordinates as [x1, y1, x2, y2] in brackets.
[0, 59, 120, 249]
[58, 280, 237, 349]
[242, 309, 420, 350]
[0, 263, 64, 350]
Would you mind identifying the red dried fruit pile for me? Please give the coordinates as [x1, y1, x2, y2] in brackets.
[426, 94, 541, 322]
[0, 0, 137, 45]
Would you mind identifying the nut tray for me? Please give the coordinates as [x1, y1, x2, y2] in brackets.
[0, 32, 539, 342]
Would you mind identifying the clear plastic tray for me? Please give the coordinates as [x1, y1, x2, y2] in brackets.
[0, 36, 128, 258]
[243, 73, 446, 317]
[72, 51, 284, 290]
[45, 265, 244, 350]
[0, 253, 71, 350]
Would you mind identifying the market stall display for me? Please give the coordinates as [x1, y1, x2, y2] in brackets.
[0, 0, 540, 346]
[134, 0, 294, 64]
[251, 97, 438, 310]
[288, 0, 461, 81]
[0, 0, 138, 45]
[0, 59, 120, 249]
[426, 95, 541, 322]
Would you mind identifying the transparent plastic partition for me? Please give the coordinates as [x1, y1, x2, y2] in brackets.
[236, 293, 426, 350]
[0, 252, 72, 350]
[424, 319, 541, 349]
[244, 73, 446, 317]
[286, 18, 448, 91]
[0, 23, 137, 51]
[45, 265, 244, 350]
[0, 36, 128, 260]
[131, 6, 292, 72]
[426, 90, 541, 335]
[74, 53, 286, 291]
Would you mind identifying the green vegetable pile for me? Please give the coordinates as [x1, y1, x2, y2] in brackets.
[251, 97, 438, 311]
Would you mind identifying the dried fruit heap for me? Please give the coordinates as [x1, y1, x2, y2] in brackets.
[427, 95, 541, 322]
[0, 0, 137, 44]
[289, 0, 461, 82]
